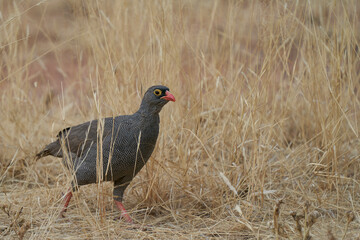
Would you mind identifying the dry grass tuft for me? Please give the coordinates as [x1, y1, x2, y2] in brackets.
[1, 204, 30, 239]
[290, 202, 320, 240]
[0, 0, 359, 239]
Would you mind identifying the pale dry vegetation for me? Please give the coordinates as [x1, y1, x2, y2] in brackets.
[0, 0, 359, 239]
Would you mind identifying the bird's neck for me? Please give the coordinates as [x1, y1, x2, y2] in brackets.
[134, 107, 160, 121]
[137, 101, 163, 115]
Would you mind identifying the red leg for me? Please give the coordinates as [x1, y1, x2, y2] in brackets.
[115, 200, 133, 223]
[60, 191, 73, 218]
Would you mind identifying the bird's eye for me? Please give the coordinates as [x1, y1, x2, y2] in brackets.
[153, 89, 162, 96]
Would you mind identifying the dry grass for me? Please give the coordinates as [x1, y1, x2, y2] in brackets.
[0, 0, 359, 239]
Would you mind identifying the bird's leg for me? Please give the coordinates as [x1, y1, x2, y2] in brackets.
[115, 200, 133, 223]
[60, 190, 73, 218]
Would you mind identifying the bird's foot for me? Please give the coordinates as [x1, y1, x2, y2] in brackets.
[59, 191, 73, 218]
[59, 210, 66, 218]
[114, 200, 133, 223]
[113, 214, 134, 224]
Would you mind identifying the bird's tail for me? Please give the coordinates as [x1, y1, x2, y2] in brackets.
[35, 140, 62, 160]
[35, 148, 51, 160]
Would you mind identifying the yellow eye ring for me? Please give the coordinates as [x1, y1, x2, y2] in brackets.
[154, 89, 162, 96]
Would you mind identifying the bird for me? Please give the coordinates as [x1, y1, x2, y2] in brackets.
[35, 85, 175, 223]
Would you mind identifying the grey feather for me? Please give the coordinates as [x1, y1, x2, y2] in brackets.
[36, 85, 174, 202]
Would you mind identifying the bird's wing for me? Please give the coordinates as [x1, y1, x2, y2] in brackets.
[57, 119, 98, 157]
[73, 119, 138, 184]
[57, 117, 120, 157]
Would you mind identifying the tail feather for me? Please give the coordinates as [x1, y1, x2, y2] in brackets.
[35, 148, 51, 160]
[35, 140, 62, 160]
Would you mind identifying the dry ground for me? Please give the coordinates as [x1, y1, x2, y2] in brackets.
[0, 0, 360, 239]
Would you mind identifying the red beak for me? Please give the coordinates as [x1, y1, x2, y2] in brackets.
[161, 90, 176, 102]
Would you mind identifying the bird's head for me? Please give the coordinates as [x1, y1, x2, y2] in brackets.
[140, 85, 175, 114]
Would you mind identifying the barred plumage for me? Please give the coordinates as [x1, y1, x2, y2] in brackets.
[36, 85, 175, 222]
